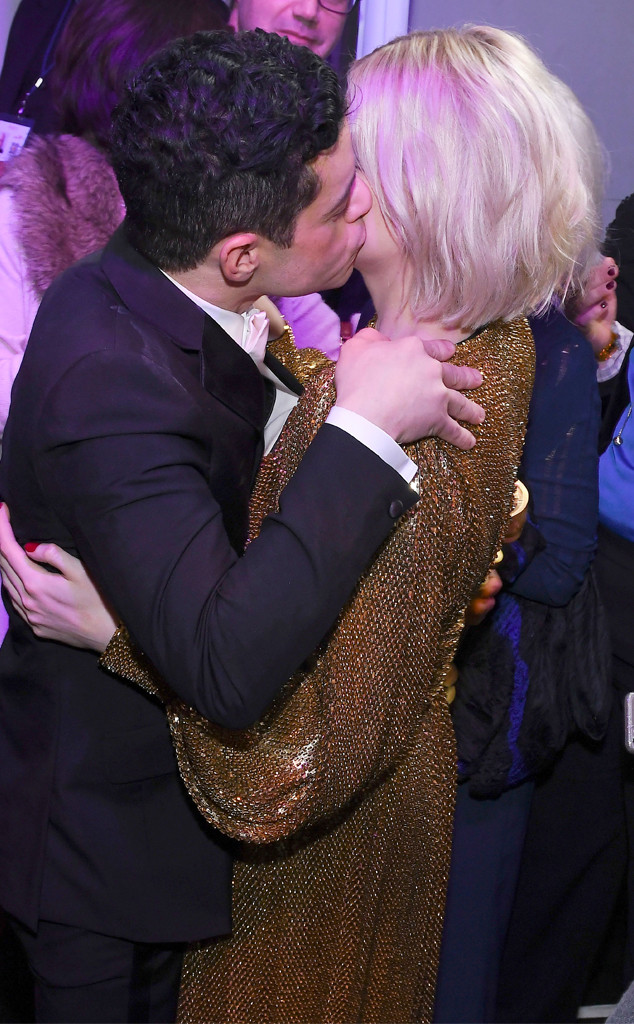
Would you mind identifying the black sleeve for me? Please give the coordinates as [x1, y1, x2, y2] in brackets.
[604, 192, 634, 334]
[36, 348, 416, 728]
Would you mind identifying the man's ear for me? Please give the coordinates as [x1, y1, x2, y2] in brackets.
[227, 2, 238, 30]
[219, 233, 260, 284]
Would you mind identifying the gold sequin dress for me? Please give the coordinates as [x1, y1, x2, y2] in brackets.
[101, 319, 534, 1024]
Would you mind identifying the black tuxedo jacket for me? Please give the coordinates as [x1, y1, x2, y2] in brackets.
[0, 224, 416, 941]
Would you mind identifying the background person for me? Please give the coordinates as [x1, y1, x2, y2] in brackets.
[0, 0, 75, 135]
[0, 0, 229, 442]
[228, 0, 355, 58]
[495, 202, 634, 1024]
[434, 304, 610, 1024]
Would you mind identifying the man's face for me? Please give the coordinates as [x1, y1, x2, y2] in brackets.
[230, 0, 348, 59]
[261, 124, 371, 296]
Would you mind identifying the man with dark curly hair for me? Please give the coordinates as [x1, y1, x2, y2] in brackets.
[0, 29, 483, 1024]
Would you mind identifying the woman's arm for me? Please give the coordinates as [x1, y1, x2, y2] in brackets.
[0, 189, 40, 438]
[509, 309, 600, 606]
[604, 192, 634, 334]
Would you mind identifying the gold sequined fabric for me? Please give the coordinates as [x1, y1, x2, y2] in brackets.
[100, 319, 534, 1023]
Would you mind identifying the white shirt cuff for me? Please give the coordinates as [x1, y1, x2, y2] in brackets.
[326, 406, 417, 484]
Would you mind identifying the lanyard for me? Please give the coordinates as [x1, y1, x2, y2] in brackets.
[16, 0, 76, 117]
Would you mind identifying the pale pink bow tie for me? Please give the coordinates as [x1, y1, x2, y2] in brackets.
[241, 309, 269, 366]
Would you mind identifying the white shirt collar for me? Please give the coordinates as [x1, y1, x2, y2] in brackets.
[160, 270, 299, 455]
[160, 270, 258, 348]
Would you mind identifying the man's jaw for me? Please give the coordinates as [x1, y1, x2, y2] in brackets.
[326, 237, 367, 290]
[351, 231, 366, 268]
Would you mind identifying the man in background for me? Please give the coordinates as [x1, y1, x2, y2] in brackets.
[228, 0, 356, 59]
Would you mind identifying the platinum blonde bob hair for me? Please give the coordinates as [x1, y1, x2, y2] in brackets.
[347, 26, 604, 329]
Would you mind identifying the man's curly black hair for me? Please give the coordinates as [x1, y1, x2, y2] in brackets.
[111, 29, 346, 271]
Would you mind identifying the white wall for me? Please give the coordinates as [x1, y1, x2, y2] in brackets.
[357, 0, 409, 56]
[0, 0, 21, 70]
[408, 0, 634, 228]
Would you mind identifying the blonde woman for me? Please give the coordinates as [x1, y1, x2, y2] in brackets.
[0, 27, 601, 1024]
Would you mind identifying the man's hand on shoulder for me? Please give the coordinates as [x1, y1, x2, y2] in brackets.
[333, 327, 484, 449]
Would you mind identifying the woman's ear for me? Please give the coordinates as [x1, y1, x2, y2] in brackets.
[218, 233, 260, 284]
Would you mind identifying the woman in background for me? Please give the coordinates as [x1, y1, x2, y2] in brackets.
[434, 302, 610, 1024]
[0, 0, 228, 442]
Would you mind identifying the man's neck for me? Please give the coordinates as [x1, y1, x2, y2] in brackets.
[161, 271, 265, 353]
[168, 265, 259, 315]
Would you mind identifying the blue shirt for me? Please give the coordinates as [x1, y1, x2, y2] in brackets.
[599, 346, 634, 541]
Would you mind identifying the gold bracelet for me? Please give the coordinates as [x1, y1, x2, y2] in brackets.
[596, 329, 620, 363]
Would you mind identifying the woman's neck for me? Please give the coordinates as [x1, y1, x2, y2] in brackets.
[364, 266, 472, 345]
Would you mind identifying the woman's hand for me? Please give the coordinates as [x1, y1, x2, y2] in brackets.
[253, 295, 286, 340]
[464, 568, 503, 627]
[0, 504, 117, 651]
[566, 256, 618, 355]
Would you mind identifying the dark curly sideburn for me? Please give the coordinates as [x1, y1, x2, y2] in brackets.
[111, 29, 346, 271]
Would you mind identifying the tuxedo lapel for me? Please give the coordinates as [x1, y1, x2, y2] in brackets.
[200, 314, 269, 435]
[101, 225, 206, 353]
[101, 222, 307, 447]
[102, 223, 273, 437]
[264, 350, 304, 398]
